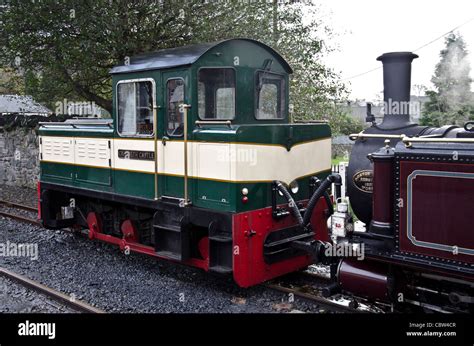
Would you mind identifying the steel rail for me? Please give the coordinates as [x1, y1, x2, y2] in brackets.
[0, 200, 40, 225]
[263, 281, 356, 312]
[0, 267, 104, 313]
[0, 200, 37, 213]
[0, 210, 41, 226]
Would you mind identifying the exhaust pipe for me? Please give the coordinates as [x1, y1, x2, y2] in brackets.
[376, 52, 418, 129]
[347, 51, 427, 224]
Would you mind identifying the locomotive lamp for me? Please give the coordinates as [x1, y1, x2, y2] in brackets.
[330, 199, 353, 239]
[289, 180, 299, 194]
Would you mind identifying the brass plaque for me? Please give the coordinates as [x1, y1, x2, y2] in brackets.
[353, 170, 373, 193]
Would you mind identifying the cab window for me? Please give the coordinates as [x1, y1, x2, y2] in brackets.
[198, 68, 235, 120]
[166, 79, 185, 136]
[255, 72, 285, 119]
[117, 80, 154, 136]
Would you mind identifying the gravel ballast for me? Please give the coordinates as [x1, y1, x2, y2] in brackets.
[0, 276, 75, 313]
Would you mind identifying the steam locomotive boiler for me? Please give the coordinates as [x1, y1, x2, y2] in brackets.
[327, 52, 474, 312]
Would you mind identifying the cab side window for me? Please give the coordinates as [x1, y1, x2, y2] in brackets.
[118, 80, 154, 136]
[255, 72, 285, 120]
[167, 79, 185, 136]
[198, 68, 235, 120]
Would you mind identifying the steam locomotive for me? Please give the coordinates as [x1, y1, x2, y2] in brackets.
[37, 38, 473, 311]
[330, 52, 474, 312]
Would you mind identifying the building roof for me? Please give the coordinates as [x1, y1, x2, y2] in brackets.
[0, 95, 52, 115]
[110, 38, 293, 74]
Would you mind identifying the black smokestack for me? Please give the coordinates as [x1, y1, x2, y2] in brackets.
[376, 52, 418, 129]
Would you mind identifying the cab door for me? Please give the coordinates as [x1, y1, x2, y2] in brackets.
[160, 70, 189, 199]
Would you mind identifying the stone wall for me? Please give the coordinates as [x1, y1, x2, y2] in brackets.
[0, 127, 39, 189]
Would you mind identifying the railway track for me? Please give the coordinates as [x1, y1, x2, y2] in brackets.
[0, 198, 386, 313]
[0, 199, 41, 226]
[0, 267, 104, 313]
[0, 200, 103, 313]
[264, 265, 388, 313]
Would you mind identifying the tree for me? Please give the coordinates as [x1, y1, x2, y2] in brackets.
[328, 109, 364, 135]
[420, 32, 474, 126]
[0, 1, 347, 122]
[0, 67, 24, 94]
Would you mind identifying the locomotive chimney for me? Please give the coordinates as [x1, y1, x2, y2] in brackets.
[376, 52, 418, 129]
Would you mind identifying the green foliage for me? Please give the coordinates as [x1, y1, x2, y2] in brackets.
[420, 105, 474, 127]
[0, 0, 347, 120]
[0, 67, 24, 94]
[420, 33, 474, 126]
[326, 109, 364, 135]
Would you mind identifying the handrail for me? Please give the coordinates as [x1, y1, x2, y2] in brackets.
[349, 131, 474, 147]
[183, 105, 192, 206]
[39, 120, 113, 128]
[349, 132, 407, 141]
[195, 120, 232, 128]
[39, 122, 78, 128]
[403, 136, 474, 147]
[293, 120, 329, 124]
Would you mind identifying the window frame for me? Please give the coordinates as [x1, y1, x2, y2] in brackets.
[197, 67, 237, 121]
[254, 70, 287, 121]
[116, 78, 156, 138]
[165, 77, 186, 137]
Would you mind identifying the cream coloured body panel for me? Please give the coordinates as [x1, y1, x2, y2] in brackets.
[39, 136, 331, 183]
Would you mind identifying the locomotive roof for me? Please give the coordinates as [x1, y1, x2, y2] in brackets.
[109, 38, 292, 74]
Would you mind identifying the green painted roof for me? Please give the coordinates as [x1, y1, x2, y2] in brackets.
[110, 38, 292, 74]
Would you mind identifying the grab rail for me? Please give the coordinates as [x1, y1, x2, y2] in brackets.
[195, 120, 232, 128]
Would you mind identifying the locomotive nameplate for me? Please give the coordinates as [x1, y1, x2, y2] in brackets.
[118, 149, 155, 161]
[353, 170, 373, 193]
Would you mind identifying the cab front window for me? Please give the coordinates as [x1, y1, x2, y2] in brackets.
[255, 72, 285, 120]
[198, 68, 235, 120]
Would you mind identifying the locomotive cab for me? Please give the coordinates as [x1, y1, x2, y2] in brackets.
[38, 39, 332, 287]
[109, 38, 298, 206]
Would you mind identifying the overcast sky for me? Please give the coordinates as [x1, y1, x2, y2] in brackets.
[316, 0, 474, 100]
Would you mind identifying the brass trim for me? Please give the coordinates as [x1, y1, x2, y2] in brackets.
[183, 104, 191, 206]
[349, 132, 407, 141]
[403, 136, 474, 147]
[153, 104, 159, 200]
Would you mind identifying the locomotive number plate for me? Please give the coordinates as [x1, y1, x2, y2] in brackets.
[353, 170, 373, 193]
[118, 149, 155, 161]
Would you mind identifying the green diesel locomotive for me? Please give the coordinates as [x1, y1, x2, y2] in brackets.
[38, 39, 332, 287]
